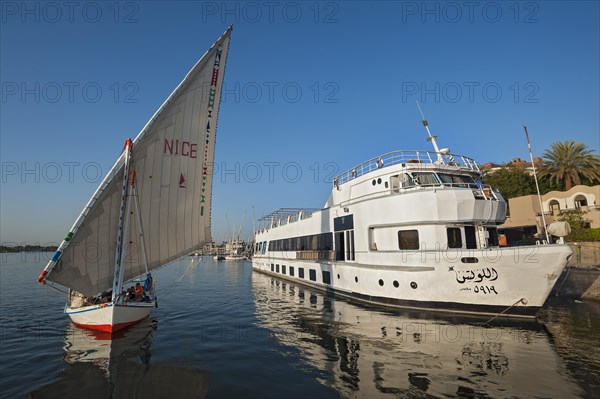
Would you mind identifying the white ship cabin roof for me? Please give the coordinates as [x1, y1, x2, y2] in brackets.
[255, 150, 502, 238]
[325, 150, 486, 207]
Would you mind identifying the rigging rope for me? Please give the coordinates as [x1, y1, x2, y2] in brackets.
[483, 297, 526, 325]
[44, 281, 69, 295]
[156, 259, 196, 298]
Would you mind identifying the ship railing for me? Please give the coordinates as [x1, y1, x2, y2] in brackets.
[333, 150, 480, 187]
[257, 208, 320, 230]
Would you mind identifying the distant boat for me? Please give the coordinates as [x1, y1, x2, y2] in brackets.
[37, 26, 232, 333]
[223, 213, 248, 260]
[252, 114, 572, 318]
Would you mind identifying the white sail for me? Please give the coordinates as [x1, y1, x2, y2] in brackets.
[42, 27, 232, 296]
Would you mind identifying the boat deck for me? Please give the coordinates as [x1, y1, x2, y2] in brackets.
[333, 150, 480, 186]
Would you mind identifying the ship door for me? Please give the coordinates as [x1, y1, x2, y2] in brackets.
[334, 215, 355, 261]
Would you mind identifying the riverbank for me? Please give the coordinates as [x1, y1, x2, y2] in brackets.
[552, 242, 600, 301]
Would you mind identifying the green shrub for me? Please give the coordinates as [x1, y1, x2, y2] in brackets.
[567, 228, 600, 242]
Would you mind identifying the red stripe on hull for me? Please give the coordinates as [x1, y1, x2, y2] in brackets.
[72, 317, 145, 333]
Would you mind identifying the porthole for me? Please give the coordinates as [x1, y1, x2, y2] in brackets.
[377, 178, 382, 184]
[337, 274, 340, 279]
[410, 281, 417, 289]
[378, 279, 384, 286]
[355, 276, 358, 283]
[385, 182, 389, 188]
[393, 280, 399, 288]
[372, 180, 376, 186]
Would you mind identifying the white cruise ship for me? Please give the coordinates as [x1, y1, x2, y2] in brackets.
[252, 126, 572, 318]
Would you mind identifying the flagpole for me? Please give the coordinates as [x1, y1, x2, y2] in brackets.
[523, 125, 549, 243]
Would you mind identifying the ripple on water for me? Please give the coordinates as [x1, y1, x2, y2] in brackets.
[2, 257, 598, 398]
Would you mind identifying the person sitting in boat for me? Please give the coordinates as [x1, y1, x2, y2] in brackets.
[117, 289, 128, 303]
[100, 290, 112, 303]
[135, 282, 144, 301]
[128, 286, 136, 301]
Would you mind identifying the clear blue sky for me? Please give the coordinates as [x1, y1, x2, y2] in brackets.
[1, 1, 599, 244]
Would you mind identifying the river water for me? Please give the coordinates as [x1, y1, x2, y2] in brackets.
[0, 254, 598, 398]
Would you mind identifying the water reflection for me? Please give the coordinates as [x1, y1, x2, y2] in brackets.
[30, 318, 208, 398]
[253, 272, 584, 398]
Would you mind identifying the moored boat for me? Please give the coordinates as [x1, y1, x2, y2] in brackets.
[36, 27, 232, 332]
[252, 118, 572, 318]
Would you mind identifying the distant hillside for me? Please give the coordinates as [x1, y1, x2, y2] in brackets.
[1, 245, 58, 253]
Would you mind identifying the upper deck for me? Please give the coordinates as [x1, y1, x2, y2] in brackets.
[333, 150, 480, 187]
[257, 208, 320, 231]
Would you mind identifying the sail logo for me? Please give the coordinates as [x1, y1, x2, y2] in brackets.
[179, 173, 186, 188]
[164, 139, 198, 158]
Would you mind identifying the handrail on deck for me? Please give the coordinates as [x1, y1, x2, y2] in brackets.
[257, 207, 321, 230]
[333, 150, 480, 187]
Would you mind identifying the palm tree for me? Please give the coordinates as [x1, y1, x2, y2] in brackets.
[538, 140, 600, 190]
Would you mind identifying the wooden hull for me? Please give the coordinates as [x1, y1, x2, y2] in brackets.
[65, 302, 154, 333]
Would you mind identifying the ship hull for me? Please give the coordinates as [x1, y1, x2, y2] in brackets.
[252, 244, 572, 318]
[65, 302, 154, 333]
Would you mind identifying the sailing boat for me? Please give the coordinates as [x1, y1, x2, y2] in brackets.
[224, 212, 246, 260]
[37, 27, 232, 333]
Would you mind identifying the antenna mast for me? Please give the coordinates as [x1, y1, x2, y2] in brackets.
[416, 101, 444, 163]
[523, 125, 549, 243]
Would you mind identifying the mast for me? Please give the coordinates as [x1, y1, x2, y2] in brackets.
[416, 101, 444, 164]
[111, 139, 134, 301]
[132, 176, 150, 275]
[523, 126, 549, 243]
[39, 27, 233, 295]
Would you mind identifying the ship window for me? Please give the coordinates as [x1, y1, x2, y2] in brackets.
[401, 173, 415, 188]
[282, 265, 286, 275]
[487, 228, 499, 246]
[398, 230, 419, 250]
[299, 268, 305, 278]
[309, 269, 317, 281]
[289, 266, 294, 276]
[447, 228, 462, 248]
[270, 263, 274, 272]
[437, 173, 476, 187]
[464, 226, 477, 249]
[412, 172, 440, 186]
[322, 271, 331, 284]
[276, 264, 280, 273]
